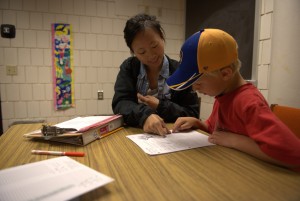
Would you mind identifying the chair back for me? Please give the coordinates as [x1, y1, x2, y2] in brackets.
[270, 104, 300, 138]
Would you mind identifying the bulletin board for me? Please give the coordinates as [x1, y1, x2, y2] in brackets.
[51, 23, 74, 110]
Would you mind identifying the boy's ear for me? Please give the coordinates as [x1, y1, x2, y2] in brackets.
[220, 66, 233, 81]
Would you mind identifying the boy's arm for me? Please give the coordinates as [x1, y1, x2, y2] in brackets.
[209, 130, 298, 169]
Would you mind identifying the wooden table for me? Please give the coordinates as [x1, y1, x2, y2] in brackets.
[0, 123, 300, 201]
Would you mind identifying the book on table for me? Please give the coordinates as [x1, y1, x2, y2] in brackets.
[23, 114, 124, 146]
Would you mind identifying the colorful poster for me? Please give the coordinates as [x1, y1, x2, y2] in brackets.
[51, 23, 74, 110]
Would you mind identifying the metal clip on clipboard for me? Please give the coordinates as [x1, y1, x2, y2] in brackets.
[41, 125, 77, 139]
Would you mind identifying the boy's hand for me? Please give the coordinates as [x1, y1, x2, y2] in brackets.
[208, 130, 239, 148]
[172, 117, 200, 133]
[143, 114, 171, 136]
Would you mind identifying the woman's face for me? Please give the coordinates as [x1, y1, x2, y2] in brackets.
[131, 28, 165, 70]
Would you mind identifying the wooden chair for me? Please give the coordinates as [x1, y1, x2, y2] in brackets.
[270, 104, 300, 138]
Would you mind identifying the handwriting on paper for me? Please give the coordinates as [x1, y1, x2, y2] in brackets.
[127, 130, 214, 155]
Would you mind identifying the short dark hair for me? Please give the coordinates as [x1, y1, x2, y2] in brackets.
[124, 13, 165, 53]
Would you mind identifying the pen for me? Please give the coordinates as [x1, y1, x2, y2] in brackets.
[100, 127, 124, 138]
[31, 150, 85, 157]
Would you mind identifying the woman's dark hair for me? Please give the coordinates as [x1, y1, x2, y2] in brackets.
[124, 13, 165, 53]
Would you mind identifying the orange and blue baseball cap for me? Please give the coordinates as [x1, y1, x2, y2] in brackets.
[167, 29, 238, 90]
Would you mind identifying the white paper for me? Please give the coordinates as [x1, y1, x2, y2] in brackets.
[55, 116, 111, 131]
[0, 157, 114, 201]
[127, 130, 214, 155]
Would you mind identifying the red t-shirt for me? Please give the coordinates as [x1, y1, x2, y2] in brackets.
[205, 83, 300, 166]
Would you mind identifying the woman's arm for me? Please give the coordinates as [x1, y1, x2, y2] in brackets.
[112, 58, 155, 127]
[157, 88, 200, 122]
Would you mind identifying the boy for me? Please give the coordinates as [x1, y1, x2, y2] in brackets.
[166, 29, 300, 171]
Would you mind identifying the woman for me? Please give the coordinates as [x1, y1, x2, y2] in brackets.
[112, 13, 199, 136]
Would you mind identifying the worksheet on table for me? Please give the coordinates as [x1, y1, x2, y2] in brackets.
[0, 156, 114, 201]
[127, 130, 214, 155]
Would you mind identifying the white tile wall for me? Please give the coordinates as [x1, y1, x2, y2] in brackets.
[17, 11, 30, 29]
[18, 48, 30, 65]
[23, 0, 35, 11]
[264, 0, 274, 13]
[3, 10, 16, 24]
[15, 102, 27, 118]
[0, 48, 3, 65]
[257, 65, 269, 89]
[12, 66, 25, 83]
[260, 13, 272, 40]
[0, 0, 186, 132]
[4, 48, 18, 65]
[24, 30, 36, 47]
[258, 0, 273, 102]
[260, 89, 269, 101]
[261, 39, 271, 64]
[20, 84, 33, 101]
[6, 84, 19, 101]
[2, 102, 14, 118]
[27, 101, 40, 118]
[37, 0, 49, 12]
[11, 29, 23, 47]
[74, 0, 85, 16]
[10, 0, 22, 10]
[199, 94, 214, 120]
[115, 0, 138, 16]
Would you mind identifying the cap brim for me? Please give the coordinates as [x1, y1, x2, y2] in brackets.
[167, 72, 202, 91]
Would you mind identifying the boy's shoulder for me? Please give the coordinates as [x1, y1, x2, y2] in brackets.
[231, 83, 269, 110]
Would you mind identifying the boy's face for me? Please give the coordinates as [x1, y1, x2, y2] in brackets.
[192, 71, 226, 97]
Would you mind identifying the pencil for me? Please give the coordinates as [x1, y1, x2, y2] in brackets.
[100, 127, 124, 138]
[31, 150, 85, 157]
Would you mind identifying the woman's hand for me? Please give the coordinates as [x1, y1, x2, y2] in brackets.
[137, 93, 159, 110]
[143, 114, 171, 136]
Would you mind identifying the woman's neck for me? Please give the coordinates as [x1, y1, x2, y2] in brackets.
[145, 66, 161, 90]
